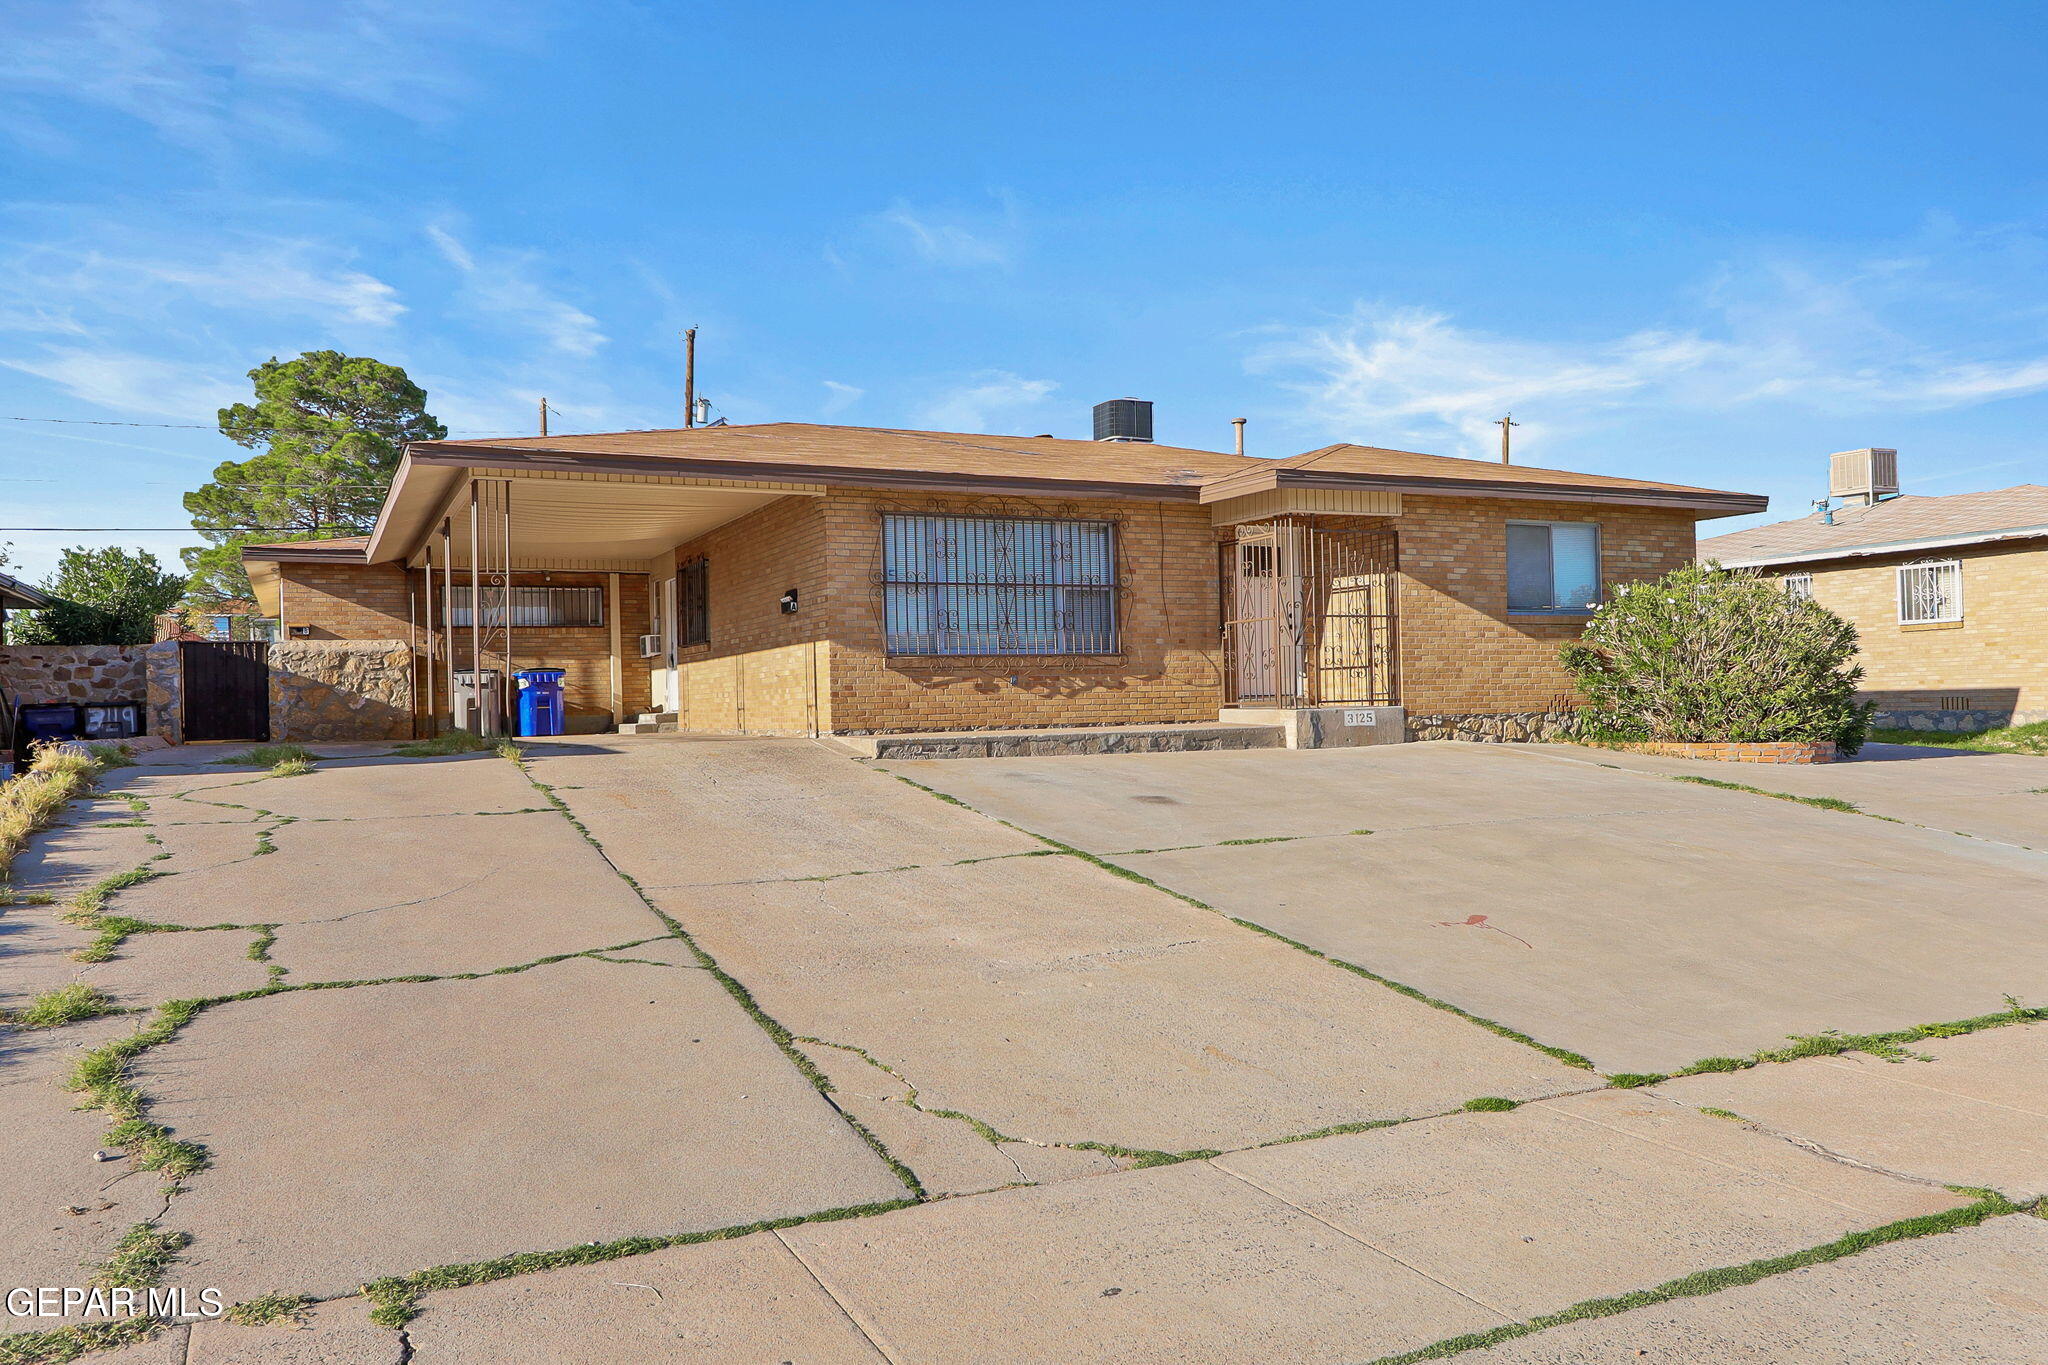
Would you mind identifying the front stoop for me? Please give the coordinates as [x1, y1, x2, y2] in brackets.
[838, 722, 1287, 760]
[618, 711, 680, 735]
[1219, 705, 1406, 749]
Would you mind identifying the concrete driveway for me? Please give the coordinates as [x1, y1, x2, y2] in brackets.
[3, 734, 2046, 1363]
[886, 742, 2048, 1073]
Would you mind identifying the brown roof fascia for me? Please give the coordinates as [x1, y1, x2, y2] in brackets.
[406, 444, 1208, 502]
[239, 543, 371, 565]
[1275, 467, 1767, 514]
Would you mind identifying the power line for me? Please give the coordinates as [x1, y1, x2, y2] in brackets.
[0, 526, 368, 533]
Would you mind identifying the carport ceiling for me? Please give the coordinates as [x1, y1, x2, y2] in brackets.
[422, 479, 809, 566]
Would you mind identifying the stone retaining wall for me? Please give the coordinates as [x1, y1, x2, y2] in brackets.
[1404, 709, 1578, 743]
[269, 640, 414, 742]
[0, 645, 148, 707]
[1872, 707, 2048, 734]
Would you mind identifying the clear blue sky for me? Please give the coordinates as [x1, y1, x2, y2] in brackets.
[4, 1, 2047, 579]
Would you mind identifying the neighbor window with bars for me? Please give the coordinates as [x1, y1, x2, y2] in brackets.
[1896, 560, 1962, 624]
[1782, 574, 1814, 604]
[447, 585, 603, 627]
[881, 514, 1119, 655]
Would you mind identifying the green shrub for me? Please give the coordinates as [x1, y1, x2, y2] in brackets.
[1559, 563, 1872, 753]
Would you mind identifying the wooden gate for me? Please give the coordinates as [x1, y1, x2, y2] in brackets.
[180, 641, 271, 742]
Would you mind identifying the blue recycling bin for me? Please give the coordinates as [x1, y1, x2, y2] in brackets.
[513, 669, 566, 737]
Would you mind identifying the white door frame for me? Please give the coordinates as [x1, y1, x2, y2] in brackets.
[659, 575, 680, 713]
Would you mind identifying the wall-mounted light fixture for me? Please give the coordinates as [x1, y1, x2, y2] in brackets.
[779, 589, 799, 615]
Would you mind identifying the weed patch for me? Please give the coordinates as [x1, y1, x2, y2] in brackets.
[89, 1223, 189, 1289]
[1670, 775, 1885, 819]
[218, 743, 315, 770]
[0, 1315, 161, 1364]
[2, 983, 116, 1029]
[1868, 722, 2048, 756]
[0, 743, 124, 882]
[223, 1293, 312, 1327]
[392, 730, 492, 758]
[62, 999, 209, 1180]
[1462, 1096, 1519, 1112]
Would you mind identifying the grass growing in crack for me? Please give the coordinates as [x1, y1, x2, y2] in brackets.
[88, 1223, 190, 1289]
[1607, 996, 2048, 1089]
[268, 757, 313, 778]
[1670, 774, 1890, 820]
[391, 729, 493, 757]
[361, 1199, 919, 1328]
[217, 743, 315, 770]
[2, 982, 116, 1029]
[0, 1316, 161, 1364]
[63, 999, 209, 1180]
[1462, 1096, 1519, 1112]
[884, 772, 1598, 1072]
[66, 866, 159, 916]
[1699, 1107, 1748, 1123]
[1364, 1189, 2022, 1363]
[223, 1293, 312, 1327]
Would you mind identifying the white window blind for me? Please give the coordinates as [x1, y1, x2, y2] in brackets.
[1896, 561, 1961, 624]
[881, 514, 1118, 655]
[1506, 521, 1602, 613]
[447, 586, 603, 627]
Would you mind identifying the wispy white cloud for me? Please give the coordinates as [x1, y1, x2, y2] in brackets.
[865, 194, 1022, 269]
[428, 225, 606, 357]
[913, 371, 1057, 432]
[1, 0, 525, 158]
[1253, 240, 2048, 458]
[0, 347, 240, 418]
[820, 379, 863, 415]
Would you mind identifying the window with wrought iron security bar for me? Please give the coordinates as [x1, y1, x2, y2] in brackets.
[1782, 573, 1814, 604]
[447, 585, 603, 627]
[881, 514, 1118, 655]
[1896, 560, 1962, 624]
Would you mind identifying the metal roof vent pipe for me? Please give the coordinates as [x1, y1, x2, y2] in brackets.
[1093, 398, 1153, 443]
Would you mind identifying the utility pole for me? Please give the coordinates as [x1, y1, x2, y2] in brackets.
[1494, 412, 1519, 464]
[538, 397, 549, 437]
[683, 328, 697, 428]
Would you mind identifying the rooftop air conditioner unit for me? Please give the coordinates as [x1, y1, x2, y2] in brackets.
[1828, 448, 1899, 506]
[638, 633, 663, 658]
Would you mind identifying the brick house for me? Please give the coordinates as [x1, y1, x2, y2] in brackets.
[240, 407, 1763, 744]
[1700, 449, 2048, 733]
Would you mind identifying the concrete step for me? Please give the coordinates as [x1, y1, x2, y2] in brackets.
[618, 720, 679, 735]
[838, 722, 1287, 761]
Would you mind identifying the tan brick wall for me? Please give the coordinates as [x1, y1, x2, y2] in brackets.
[656, 494, 831, 736]
[1782, 539, 2048, 721]
[822, 490, 1226, 733]
[278, 563, 651, 724]
[1393, 495, 1699, 715]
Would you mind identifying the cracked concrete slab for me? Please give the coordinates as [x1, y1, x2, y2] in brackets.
[781, 1158, 1506, 1363]
[796, 1039, 1036, 1196]
[657, 855, 1581, 1153]
[145, 820, 279, 876]
[1108, 785, 2048, 1074]
[402, 1229, 889, 1364]
[1214, 1088, 1964, 1319]
[879, 743, 1712, 854]
[525, 735, 1043, 886]
[1, 1327, 191, 1362]
[133, 958, 908, 1299]
[1527, 741, 2048, 849]
[1656, 1023, 2048, 1200]
[116, 815, 654, 980]
[239, 754, 544, 821]
[1, 1016, 164, 1311]
[186, 1297, 405, 1364]
[8, 817, 154, 899]
[1, 906, 268, 1017]
[1462, 1213, 2048, 1362]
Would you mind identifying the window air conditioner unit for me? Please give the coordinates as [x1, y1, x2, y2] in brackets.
[638, 634, 663, 658]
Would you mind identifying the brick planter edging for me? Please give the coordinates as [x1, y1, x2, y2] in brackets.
[1614, 740, 1839, 765]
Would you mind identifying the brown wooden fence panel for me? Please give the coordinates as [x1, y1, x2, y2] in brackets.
[180, 641, 270, 742]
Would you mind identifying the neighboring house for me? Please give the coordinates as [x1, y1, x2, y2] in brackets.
[0, 571, 50, 642]
[240, 402, 1763, 742]
[1699, 448, 2048, 731]
[153, 601, 280, 643]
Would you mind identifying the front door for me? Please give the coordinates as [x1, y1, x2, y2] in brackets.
[658, 575, 680, 713]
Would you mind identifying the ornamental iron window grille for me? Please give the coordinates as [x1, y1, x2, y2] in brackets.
[449, 585, 603, 627]
[1896, 560, 1962, 624]
[1782, 574, 1814, 604]
[881, 514, 1118, 655]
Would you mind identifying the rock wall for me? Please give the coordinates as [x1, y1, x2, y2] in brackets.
[269, 640, 414, 742]
[1404, 709, 1578, 743]
[144, 641, 183, 745]
[0, 645, 148, 706]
